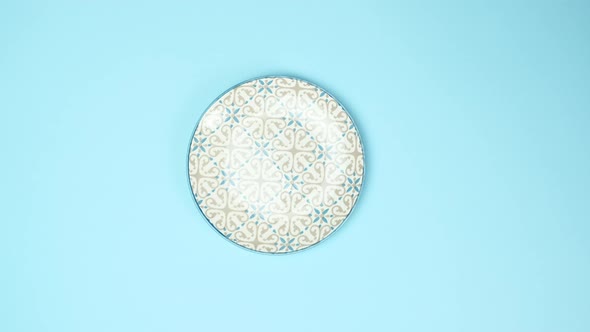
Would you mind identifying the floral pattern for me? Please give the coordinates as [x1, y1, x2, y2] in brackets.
[188, 77, 364, 253]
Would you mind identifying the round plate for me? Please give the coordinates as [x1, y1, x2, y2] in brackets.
[188, 76, 364, 253]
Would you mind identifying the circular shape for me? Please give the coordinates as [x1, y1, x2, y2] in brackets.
[188, 76, 364, 253]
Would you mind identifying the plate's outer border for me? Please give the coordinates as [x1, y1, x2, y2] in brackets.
[186, 75, 366, 255]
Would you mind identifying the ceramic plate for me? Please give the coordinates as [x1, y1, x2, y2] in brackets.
[188, 76, 364, 253]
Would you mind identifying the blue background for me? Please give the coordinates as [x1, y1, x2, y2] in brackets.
[2, 1, 589, 331]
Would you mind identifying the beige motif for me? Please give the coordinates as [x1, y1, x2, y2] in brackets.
[189, 77, 364, 253]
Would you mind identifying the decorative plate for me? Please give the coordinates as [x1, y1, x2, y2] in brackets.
[188, 76, 364, 253]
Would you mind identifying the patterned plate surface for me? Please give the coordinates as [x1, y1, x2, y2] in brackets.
[188, 76, 364, 253]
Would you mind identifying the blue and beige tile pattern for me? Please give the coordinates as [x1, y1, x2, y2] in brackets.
[188, 77, 364, 253]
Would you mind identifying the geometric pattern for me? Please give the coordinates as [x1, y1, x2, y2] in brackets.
[188, 77, 364, 253]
